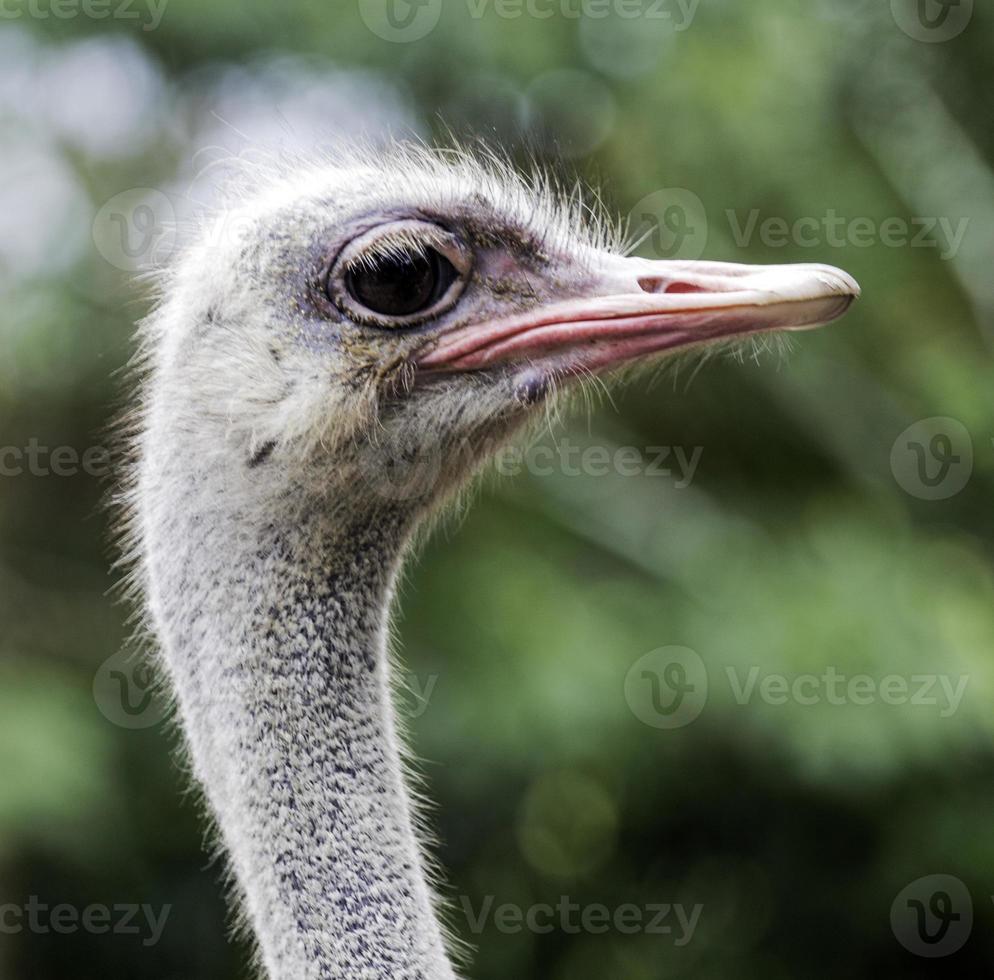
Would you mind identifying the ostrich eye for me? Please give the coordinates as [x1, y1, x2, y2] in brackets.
[346, 249, 457, 318]
[328, 221, 471, 328]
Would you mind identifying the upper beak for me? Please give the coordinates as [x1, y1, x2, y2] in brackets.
[416, 255, 860, 375]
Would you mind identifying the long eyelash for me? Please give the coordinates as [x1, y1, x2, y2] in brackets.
[347, 227, 449, 273]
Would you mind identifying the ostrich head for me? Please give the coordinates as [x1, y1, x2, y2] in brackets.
[134, 145, 859, 980]
[149, 146, 857, 525]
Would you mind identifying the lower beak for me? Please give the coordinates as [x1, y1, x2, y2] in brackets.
[417, 256, 860, 375]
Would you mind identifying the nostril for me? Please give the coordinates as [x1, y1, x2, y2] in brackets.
[637, 277, 706, 295]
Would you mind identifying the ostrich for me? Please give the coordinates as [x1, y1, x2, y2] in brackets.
[124, 145, 858, 980]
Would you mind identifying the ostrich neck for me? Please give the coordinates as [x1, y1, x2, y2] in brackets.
[148, 498, 456, 980]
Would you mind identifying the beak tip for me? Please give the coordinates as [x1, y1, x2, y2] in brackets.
[819, 264, 861, 300]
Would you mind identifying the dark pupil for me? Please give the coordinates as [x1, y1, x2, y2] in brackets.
[347, 249, 453, 318]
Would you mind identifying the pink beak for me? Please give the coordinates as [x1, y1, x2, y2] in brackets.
[417, 256, 860, 375]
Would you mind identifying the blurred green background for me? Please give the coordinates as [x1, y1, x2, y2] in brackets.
[2, 0, 993, 976]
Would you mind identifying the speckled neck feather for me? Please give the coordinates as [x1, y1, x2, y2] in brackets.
[147, 494, 456, 979]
